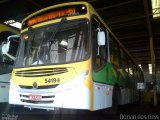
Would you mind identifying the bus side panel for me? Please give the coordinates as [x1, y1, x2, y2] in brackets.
[92, 62, 139, 109]
[92, 63, 117, 85]
[93, 82, 113, 110]
[92, 62, 117, 110]
[0, 83, 10, 102]
[0, 73, 11, 102]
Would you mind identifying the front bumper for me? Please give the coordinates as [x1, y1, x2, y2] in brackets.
[9, 83, 91, 110]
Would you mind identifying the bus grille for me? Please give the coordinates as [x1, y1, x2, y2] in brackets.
[21, 100, 53, 104]
[15, 68, 68, 77]
[19, 84, 59, 89]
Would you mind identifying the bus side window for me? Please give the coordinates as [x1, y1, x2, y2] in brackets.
[109, 34, 120, 67]
[120, 49, 129, 73]
[128, 59, 133, 75]
[92, 18, 107, 71]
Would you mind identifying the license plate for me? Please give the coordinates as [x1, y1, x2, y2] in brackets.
[29, 94, 42, 101]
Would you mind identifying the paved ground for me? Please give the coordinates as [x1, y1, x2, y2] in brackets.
[0, 103, 160, 120]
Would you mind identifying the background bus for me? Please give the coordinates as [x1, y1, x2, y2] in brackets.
[9, 2, 144, 111]
[0, 23, 19, 102]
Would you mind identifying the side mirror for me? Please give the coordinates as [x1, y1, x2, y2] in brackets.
[97, 31, 105, 46]
[2, 41, 16, 60]
[1, 35, 20, 61]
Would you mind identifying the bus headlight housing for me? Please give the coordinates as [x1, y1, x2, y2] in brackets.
[56, 70, 89, 91]
[72, 70, 89, 84]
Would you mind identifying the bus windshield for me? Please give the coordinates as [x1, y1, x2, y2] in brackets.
[15, 19, 89, 67]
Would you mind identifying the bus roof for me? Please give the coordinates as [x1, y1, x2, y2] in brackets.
[0, 23, 19, 33]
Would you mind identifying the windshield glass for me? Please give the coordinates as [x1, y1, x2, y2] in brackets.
[15, 19, 89, 67]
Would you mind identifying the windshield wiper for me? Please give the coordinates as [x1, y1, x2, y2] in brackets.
[36, 18, 67, 64]
[47, 17, 67, 56]
[26, 27, 35, 65]
[35, 18, 67, 64]
[37, 30, 45, 64]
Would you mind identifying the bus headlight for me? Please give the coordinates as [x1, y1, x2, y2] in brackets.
[10, 82, 21, 92]
[56, 70, 89, 91]
[73, 70, 89, 84]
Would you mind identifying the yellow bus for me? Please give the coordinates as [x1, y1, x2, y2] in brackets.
[0, 24, 19, 103]
[9, 2, 144, 111]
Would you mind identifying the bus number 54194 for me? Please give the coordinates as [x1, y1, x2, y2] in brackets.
[45, 78, 60, 83]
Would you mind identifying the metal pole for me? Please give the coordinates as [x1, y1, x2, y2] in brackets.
[143, 0, 157, 106]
